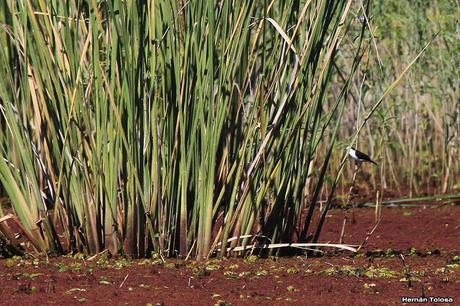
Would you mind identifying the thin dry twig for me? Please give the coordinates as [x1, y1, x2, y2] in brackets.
[87, 249, 109, 261]
[119, 274, 129, 288]
[357, 192, 382, 252]
[224, 242, 357, 253]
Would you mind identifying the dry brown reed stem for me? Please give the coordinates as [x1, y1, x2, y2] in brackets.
[340, 162, 360, 244]
[375, 190, 381, 222]
[0, 214, 42, 254]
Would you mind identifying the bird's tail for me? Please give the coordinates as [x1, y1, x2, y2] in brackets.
[370, 160, 378, 166]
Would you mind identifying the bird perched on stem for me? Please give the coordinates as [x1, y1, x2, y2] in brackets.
[346, 146, 377, 166]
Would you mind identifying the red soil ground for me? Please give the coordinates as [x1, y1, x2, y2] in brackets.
[0, 204, 459, 305]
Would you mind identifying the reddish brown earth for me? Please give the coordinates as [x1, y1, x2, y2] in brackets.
[0, 204, 459, 305]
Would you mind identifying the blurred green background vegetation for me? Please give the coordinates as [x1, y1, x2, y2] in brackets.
[334, 0, 459, 196]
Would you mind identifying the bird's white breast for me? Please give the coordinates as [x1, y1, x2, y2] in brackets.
[348, 149, 362, 161]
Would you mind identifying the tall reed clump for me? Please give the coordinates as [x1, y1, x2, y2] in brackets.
[0, 0, 364, 258]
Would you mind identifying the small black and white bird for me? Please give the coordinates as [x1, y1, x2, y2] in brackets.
[347, 146, 377, 166]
